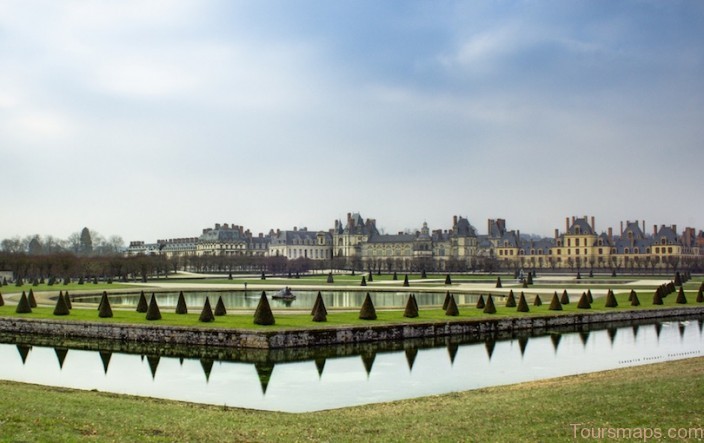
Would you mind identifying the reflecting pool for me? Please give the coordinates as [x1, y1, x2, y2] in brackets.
[77, 290, 478, 310]
[0, 317, 701, 412]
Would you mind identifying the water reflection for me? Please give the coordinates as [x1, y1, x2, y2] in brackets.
[77, 290, 479, 310]
[0, 316, 702, 412]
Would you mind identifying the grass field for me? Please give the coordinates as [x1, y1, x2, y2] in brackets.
[0, 356, 702, 442]
[0, 284, 702, 330]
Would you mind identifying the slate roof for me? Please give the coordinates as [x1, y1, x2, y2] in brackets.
[567, 217, 595, 236]
[454, 217, 477, 237]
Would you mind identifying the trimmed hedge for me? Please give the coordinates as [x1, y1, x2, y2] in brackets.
[199, 297, 215, 323]
[445, 294, 459, 316]
[175, 291, 188, 315]
[214, 296, 227, 316]
[359, 293, 377, 320]
[98, 291, 113, 318]
[146, 294, 161, 321]
[505, 290, 516, 308]
[483, 295, 497, 314]
[16, 291, 32, 314]
[254, 291, 275, 325]
[516, 292, 529, 313]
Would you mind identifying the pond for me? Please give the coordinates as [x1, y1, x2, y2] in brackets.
[76, 290, 479, 310]
[0, 316, 702, 412]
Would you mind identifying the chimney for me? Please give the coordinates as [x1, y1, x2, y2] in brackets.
[572, 216, 576, 225]
[608, 227, 613, 242]
[620, 221, 623, 236]
[566, 217, 570, 232]
[517, 230, 520, 242]
[554, 228, 559, 240]
[654, 225, 658, 236]
[642, 220, 645, 234]
[453, 215, 458, 226]
[672, 224, 677, 234]
[488, 219, 494, 236]
[591, 216, 595, 232]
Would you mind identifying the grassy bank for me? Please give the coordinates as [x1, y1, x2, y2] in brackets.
[0, 357, 702, 442]
[0, 288, 702, 331]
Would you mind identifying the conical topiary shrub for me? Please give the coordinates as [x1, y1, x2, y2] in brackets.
[175, 291, 188, 314]
[53, 292, 70, 316]
[28, 289, 37, 308]
[483, 295, 496, 314]
[311, 291, 328, 316]
[516, 292, 529, 312]
[697, 288, 704, 303]
[631, 291, 641, 307]
[577, 292, 591, 309]
[403, 274, 409, 287]
[260, 272, 266, 280]
[16, 291, 32, 314]
[604, 290, 618, 308]
[587, 289, 594, 304]
[445, 294, 459, 316]
[99, 291, 113, 318]
[676, 287, 687, 304]
[146, 293, 161, 321]
[653, 288, 664, 305]
[476, 294, 485, 309]
[533, 295, 542, 307]
[628, 289, 636, 302]
[392, 271, 398, 281]
[254, 291, 275, 325]
[549, 293, 562, 311]
[327, 273, 334, 284]
[214, 296, 227, 316]
[199, 297, 214, 322]
[359, 293, 377, 320]
[360, 276, 367, 287]
[368, 271, 373, 282]
[312, 294, 327, 322]
[442, 291, 451, 310]
[0, 291, 4, 307]
[421, 269, 427, 279]
[496, 277, 502, 288]
[527, 273, 533, 285]
[445, 274, 452, 285]
[560, 290, 570, 305]
[64, 291, 72, 310]
[136, 291, 148, 313]
[404, 294, 419, 318]
[674, 271, 682, 287]
[505, 290, 516, 308]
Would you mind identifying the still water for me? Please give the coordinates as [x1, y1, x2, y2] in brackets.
[1, 317, 702, 412]
[77, 290, 477, 310]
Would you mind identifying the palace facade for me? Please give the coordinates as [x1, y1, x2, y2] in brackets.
[127, 213, 704, 271]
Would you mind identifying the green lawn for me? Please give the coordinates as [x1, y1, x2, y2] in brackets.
[0, 356, 702, 442]
[1, 286, 701, 331]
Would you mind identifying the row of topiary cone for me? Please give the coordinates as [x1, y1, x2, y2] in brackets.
[359, 273, 452, 287]
[13, 289, 53, 314]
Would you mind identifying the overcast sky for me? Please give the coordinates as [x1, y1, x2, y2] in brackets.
[1, 1, 703, 243]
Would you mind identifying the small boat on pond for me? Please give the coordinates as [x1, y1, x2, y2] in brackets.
[272, 287, 296, 300]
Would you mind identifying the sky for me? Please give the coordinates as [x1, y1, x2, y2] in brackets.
[1, 0, 703, 244]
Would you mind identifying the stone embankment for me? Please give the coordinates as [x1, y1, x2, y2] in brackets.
[1, 307, 703, 349]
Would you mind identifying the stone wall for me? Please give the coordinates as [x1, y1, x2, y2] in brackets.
[1, 306, 703, 350]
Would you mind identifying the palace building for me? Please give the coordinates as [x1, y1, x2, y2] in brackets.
[126, 214, 704, 272]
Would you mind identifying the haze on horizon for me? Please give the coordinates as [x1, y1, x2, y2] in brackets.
[1, 1, 703, 244]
